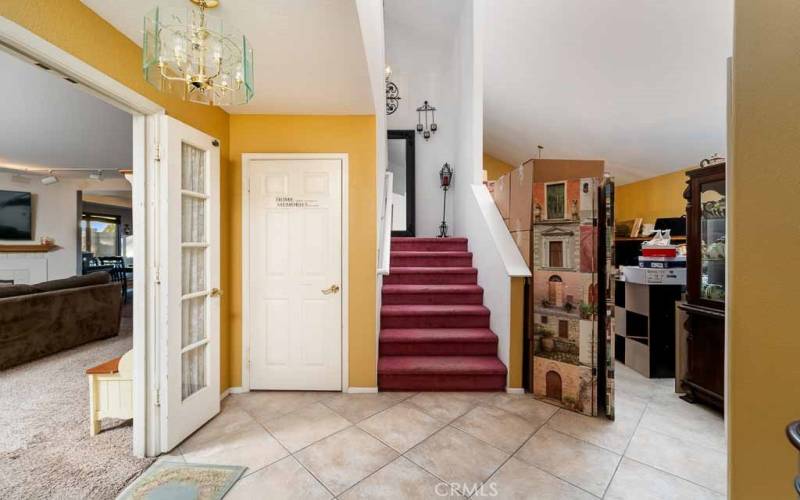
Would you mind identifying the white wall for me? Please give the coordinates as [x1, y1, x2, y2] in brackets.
[385, 1, 460, 236]
[0, 172, 130, 280]
[452, 0, 484, 236]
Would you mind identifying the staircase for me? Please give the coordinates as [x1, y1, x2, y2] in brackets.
[378, 237, 507, 391]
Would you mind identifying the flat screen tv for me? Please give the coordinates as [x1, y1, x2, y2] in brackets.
[0, 190, 33, 240]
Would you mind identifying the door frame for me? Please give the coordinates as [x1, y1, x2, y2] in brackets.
[241, 153, 350, 393]
[0, 16, 164, 457]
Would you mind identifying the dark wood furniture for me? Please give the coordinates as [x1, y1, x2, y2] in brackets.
[678, 163, 726, 411]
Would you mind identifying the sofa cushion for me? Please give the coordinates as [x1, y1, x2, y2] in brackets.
[0, 284, 39, 299]
[33, 272, 111, 293]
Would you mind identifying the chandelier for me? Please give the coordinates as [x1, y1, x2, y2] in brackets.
[143, 0, 254, 106]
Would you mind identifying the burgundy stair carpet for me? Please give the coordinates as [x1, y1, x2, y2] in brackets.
[379, 237, 507, 391]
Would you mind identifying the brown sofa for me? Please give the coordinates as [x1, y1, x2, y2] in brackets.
[0, 272, 122, 370]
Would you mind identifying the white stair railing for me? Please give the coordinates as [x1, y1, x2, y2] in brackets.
[378, 172, 394, 275]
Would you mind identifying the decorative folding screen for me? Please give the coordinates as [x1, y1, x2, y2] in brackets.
[530, 174, 615, 418]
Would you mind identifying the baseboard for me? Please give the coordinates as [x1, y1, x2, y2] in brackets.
[220, 386, 248, 400]
[506, 387, 525, 394]
[347, 386, 379, 394]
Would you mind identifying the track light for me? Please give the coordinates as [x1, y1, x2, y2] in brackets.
[89, 170, 103, 181]
[41, 171, 58, 185]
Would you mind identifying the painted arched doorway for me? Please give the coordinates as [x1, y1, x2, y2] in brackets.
[548, 275, 564, 307]
[545, 370, 563, 401]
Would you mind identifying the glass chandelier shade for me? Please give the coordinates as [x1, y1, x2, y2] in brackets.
[143, 4, 254, 106]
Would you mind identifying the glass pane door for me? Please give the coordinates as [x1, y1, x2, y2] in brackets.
[699, 180, 726, 303]
[180, 142, 209, 400]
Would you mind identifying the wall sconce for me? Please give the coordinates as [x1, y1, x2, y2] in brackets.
[416, 100, 437, 140]
[385, 66, 401, 115]
[438, 162, 453, 237]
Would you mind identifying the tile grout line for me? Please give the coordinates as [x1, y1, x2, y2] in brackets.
[338, 394, 472, 498]
[467, 401, 603, 499]
[238, 396, 339, 497]
[598, 390, 649, 499]
[212, 386, 721, 499]
[613, 389, 727, 496]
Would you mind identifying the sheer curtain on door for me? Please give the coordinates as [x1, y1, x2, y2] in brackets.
[181, 142, 208, 400]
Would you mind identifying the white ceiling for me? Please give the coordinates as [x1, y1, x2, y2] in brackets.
[81, 0, 373, 115]
[0, 48, 132, 172]
[483, 0, 733, 184]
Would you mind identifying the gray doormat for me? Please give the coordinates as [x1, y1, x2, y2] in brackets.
[117, 462, 246, 500]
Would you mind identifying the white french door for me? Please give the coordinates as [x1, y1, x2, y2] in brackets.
[247, 157, 343, 391]
[159, 116, 221, 452]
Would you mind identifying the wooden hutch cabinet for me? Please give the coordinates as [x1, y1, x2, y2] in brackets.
[678, 163, 726, 411]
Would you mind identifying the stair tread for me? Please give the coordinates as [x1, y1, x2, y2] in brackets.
[378, 356, 507, 375]
[381, 304, 490, 316]
[382, 284, 482, 294]
[391, 251, 472, 256]
[388, 267, 477, 274]
[381, 328, 497, 343]
[392, 237, 468, 243]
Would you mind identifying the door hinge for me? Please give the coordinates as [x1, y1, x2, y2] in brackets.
[154, 388, 161, 407]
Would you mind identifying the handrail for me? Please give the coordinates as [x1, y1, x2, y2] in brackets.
[378, 172, 393, 275]
[470, 184, 531, 277]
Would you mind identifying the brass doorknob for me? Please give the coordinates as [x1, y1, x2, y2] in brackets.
[210, 288, 223, 297]
[321, 284, 340, 295]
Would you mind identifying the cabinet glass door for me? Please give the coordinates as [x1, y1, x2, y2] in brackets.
[699, 180, 726, 303]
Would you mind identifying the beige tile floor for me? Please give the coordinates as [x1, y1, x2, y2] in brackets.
[160, 364, 726, 499]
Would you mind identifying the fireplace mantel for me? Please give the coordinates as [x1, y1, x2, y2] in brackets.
[0, 243, 58, 253]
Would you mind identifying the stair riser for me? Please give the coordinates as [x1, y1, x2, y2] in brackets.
[381, 314, 489, 329]
[380, 342, 497, 356]
[379, 374, 506, 391]
[391, 255, 472, 267]
[381, 291, 483, 305]
[384, 273, 477, 285]
[392, 241, 468, 252]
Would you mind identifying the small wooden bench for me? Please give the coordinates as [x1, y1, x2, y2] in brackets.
[86, 350, 133, 436]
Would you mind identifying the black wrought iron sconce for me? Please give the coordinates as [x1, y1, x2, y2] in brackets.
[416, 100, 437, 140]
[438, 162, 453, 237]
[385, 66, 401, 115]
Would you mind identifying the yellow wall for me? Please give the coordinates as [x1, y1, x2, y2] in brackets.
[483, 153, 514, 181]
[615, 169, 688, 224]
[508, 277, 525, 389]
[1, 0, 234, 390]
[228, 115, 377, 388]
[730, 1, 800, 497]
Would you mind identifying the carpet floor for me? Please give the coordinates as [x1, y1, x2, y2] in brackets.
[0, 306, 154, 499]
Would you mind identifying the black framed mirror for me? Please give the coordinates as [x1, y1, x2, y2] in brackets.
[388, 130, 415, 236]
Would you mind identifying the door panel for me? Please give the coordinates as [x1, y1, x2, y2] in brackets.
[160, 116, 220, 452]
[249, 158, 342, 390]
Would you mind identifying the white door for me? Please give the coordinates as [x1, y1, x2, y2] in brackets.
[159, 116, 221, 452]
[248, 157, 343, 390]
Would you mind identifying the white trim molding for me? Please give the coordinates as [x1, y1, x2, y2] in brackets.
[241, 153, 350, 393]
[505, 387, 526, 395]
[220, 387, 248, 400]
[347, 387, 379, 394]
